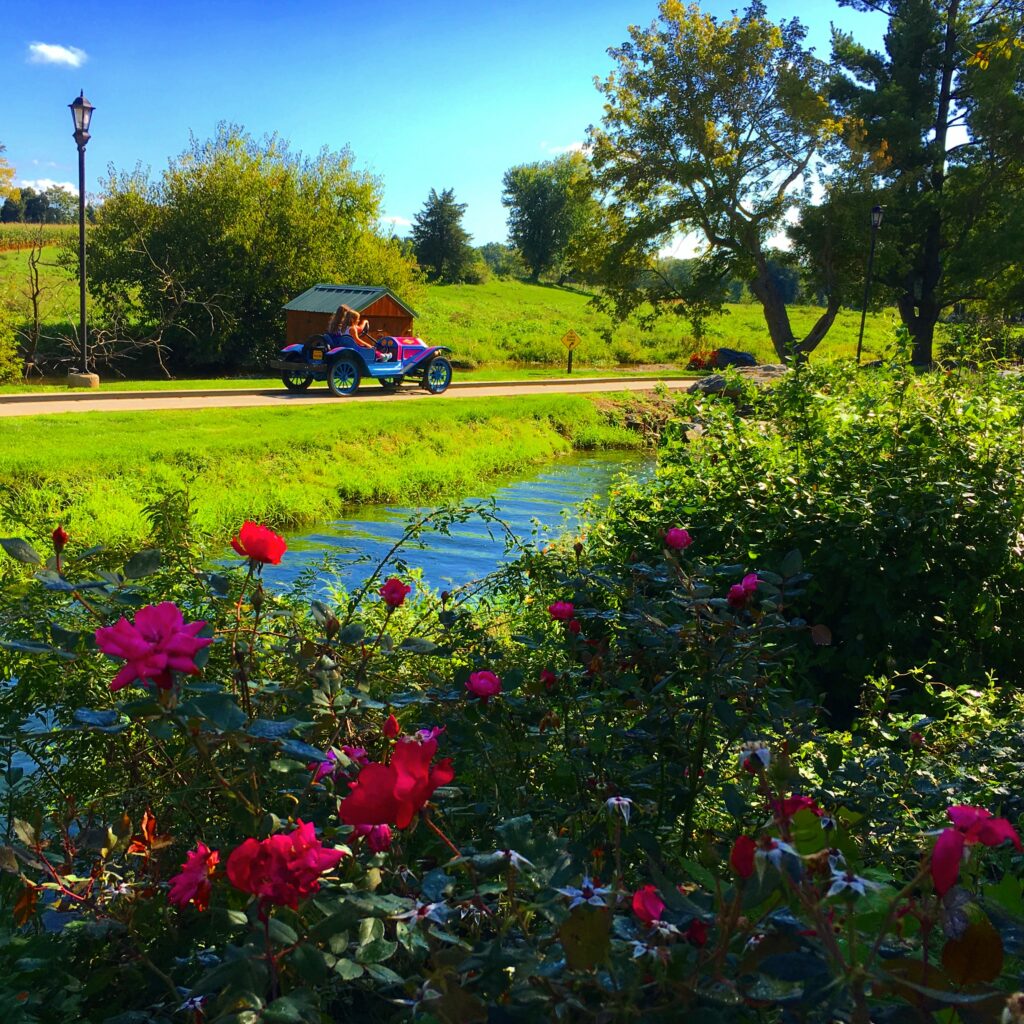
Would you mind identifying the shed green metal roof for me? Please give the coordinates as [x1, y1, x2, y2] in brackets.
[282, 284, 417, 318]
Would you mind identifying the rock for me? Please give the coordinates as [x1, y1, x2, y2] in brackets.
[687, 374, 728, 395]
[714, 347, 758, 367]
[67, 372, 100, 389]
[739, 364, 788, 378]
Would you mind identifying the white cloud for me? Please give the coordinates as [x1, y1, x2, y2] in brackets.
[18, 178, 78, 195]
[382, 215, 412, 227]
[544, 141, 588, 155]
[27, 42, 87, 68]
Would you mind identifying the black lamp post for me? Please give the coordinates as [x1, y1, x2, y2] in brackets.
[69, 91, 95, 374]
[855, 204, 884, 366]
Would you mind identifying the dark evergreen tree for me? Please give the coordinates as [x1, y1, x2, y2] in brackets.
[410, 188, 475, 283]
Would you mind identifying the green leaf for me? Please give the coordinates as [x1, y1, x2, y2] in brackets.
[249, 718, 305, 740]
[13, 818, 38, 847]
[722, 783, 747, 818]
[124, 549, 161, 579]
[182, 693, 247, 733]
[355, 937, 398, 964]
[1, 538, 42, 565]
[287, 944, 328, 983]
[364, 962, 404, 986]
[333, 958, 364, 980]
[73, 708, 126, 734]
[267, 917, 299, 946]
[279, 738, 326, 762]
[398, 637, 440, 654]
[336, 623, 365, 645]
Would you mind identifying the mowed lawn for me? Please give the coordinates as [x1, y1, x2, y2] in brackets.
[0, 394, 644, 548]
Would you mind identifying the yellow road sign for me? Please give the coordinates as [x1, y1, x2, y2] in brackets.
[561, 330, 581, 351]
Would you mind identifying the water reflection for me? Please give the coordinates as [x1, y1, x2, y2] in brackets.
[262, 450, 651, 593]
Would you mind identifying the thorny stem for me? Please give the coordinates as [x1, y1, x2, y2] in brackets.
[423, 812, 461, 860]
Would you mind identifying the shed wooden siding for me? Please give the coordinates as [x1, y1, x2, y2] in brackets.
[285, 295, 415, 345]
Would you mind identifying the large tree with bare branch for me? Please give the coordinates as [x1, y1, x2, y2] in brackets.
[588, 1, 851, 362]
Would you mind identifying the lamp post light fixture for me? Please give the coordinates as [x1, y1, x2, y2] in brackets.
[69, 90, 95, 377]
[856, 204, 884, 366]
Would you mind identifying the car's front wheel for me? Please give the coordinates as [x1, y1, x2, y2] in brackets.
[281, 354, 312, 392]
[327, 355, 361, 397]
[422, 357, 452, 395]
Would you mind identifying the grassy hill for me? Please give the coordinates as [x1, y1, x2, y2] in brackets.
[416, 279, 896, 367]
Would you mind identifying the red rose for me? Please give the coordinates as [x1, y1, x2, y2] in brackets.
[52, 525, 69, 553]
[168, 842, 219, 912]
[466, 670, 502, 702]
[339, 735, 455, 829]
[568, 619, 582, 635]
[539, 669, 557, 691]
[226, 820, 344, 910]
[771, 795, 822, 821]
[548, 601, 575, 621]
[685, 918, 708, 946]
[230, 521, 287, 565]
[730, 835, 756, 879]
[931, 805, 1022, 895]
[383, 713, 402, 738]
[665, 528, 693, 551]
[632, 884, 664, 927]
[379, 577, 411, 608]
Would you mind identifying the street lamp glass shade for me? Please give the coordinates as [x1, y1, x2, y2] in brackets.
[871, 205, 884, 229]
[69, 92, 95, 134]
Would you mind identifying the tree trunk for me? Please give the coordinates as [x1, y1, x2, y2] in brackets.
[749, 263, 796, 362]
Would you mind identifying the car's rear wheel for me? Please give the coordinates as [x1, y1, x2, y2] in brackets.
[281, 354, 312, 392]
[379, 375, 404, 392]
[422, 356, 452, 395]
[328, 355, 361, 397]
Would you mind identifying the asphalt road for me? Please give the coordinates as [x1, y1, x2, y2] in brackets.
[0, 377, 694, 418]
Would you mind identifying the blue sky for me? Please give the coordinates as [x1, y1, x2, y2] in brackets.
[4, 0, 883, 244]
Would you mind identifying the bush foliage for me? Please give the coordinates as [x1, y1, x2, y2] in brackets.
[0, 368, 1022, 1022]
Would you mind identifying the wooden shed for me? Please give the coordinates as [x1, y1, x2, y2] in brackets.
[282, 284, 417, 345]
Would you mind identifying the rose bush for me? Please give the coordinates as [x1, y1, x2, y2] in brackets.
[0, 365, 1021, 1022]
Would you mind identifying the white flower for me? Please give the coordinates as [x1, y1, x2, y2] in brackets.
[738, 741, 771, 771]
[754, 838, 798, 877]
[555, 874, 612, 909]
[606, 796, 633, 825]
[393, 901, 447, 925]
[178, 994, 208, 1012]
[499, 848, 535, 870]
[826, 870, 882, 898]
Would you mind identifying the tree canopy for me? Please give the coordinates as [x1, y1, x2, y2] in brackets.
[0, 143, 14, 201]
[410, 188, 476, 283]
[88, 124, 416, 368]
[588, 0, 848, 361]
[501, 153, 595, 282]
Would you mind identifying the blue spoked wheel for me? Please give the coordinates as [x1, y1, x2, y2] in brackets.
[422, 356, 452, 395]
[328, 355, 361, 397]
[281, 354, 312, 393]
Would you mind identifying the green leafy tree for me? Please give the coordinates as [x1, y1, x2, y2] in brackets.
[42, 186, 77, 223]
[410, 188, 475, 283]
[0, 143, 14, 200]
[0, 190, 22, 223]
[830, 0, 1024, 364]
[501, 153, 595, 282]
[588, 0, 850, 361]
[478, 241, 526, 279]
[89, 124, 416, 367]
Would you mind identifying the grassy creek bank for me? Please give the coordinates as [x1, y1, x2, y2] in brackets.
[0, 392, 670, 552]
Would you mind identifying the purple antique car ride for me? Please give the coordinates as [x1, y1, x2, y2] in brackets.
[274, 333, 453, 397]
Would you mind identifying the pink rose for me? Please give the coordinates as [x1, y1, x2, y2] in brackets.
[168, 842, 219, 912]
[931, 805, 1022, 895]
[548, 601, 576, 621]
[379, 577, 411, 608]
[95, 602, 212, 692]
[632, 884, 664, 927]
[352, 823, 393, 853]
[665, 528, 693, 551]
[466, 670, 502, 702]
[727, 573, 759, 610]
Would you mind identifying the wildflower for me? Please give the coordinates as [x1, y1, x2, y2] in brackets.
[52, 524, 69, 553]
[665, 528, 693, 551]
[339, 734, 454, 829]
[737, 741, 770, 772]
[168, 842, 219, 912]
[556, 875, 612, 910]
[379, 577, 411, 608]
[466, 669, 502, 702]
[548, 601, 576, 621]
[727, 573, 759, 610]
[606, 795, 633, 825]
[383, 713, 402, 738]
[226, 820, 344, 911]
[827, 869, 882, 898]
[632, 885, 664, 927]
[730, 835, 757, 879]
[931, 805, 1022, 895]
[96, 602, 212, 692]
[230, 521, 287, 565]
[308, 750, 338, 782]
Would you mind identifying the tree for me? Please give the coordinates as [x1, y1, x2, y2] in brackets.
[478, 242, 527, 279]
[0, 143, 14, 201]
[588, 1, 850, 361]
[43, 186, 77, 223]
[89, 124, 417, 368]
[0, 190, 22, 223]
[21, 187, 47, 223]
[830, 0, 1024, 365]
[410, 188, 475, 283]
[501, 153, 595, 282]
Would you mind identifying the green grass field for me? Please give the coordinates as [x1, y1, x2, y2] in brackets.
[0, 245, 898, 380]
[0, 394, 646, 549]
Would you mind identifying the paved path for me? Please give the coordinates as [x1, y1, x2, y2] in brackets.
[0, 377, 694, 418]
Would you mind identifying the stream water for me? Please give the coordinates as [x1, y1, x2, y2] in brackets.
[260, 449, 653, 594]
